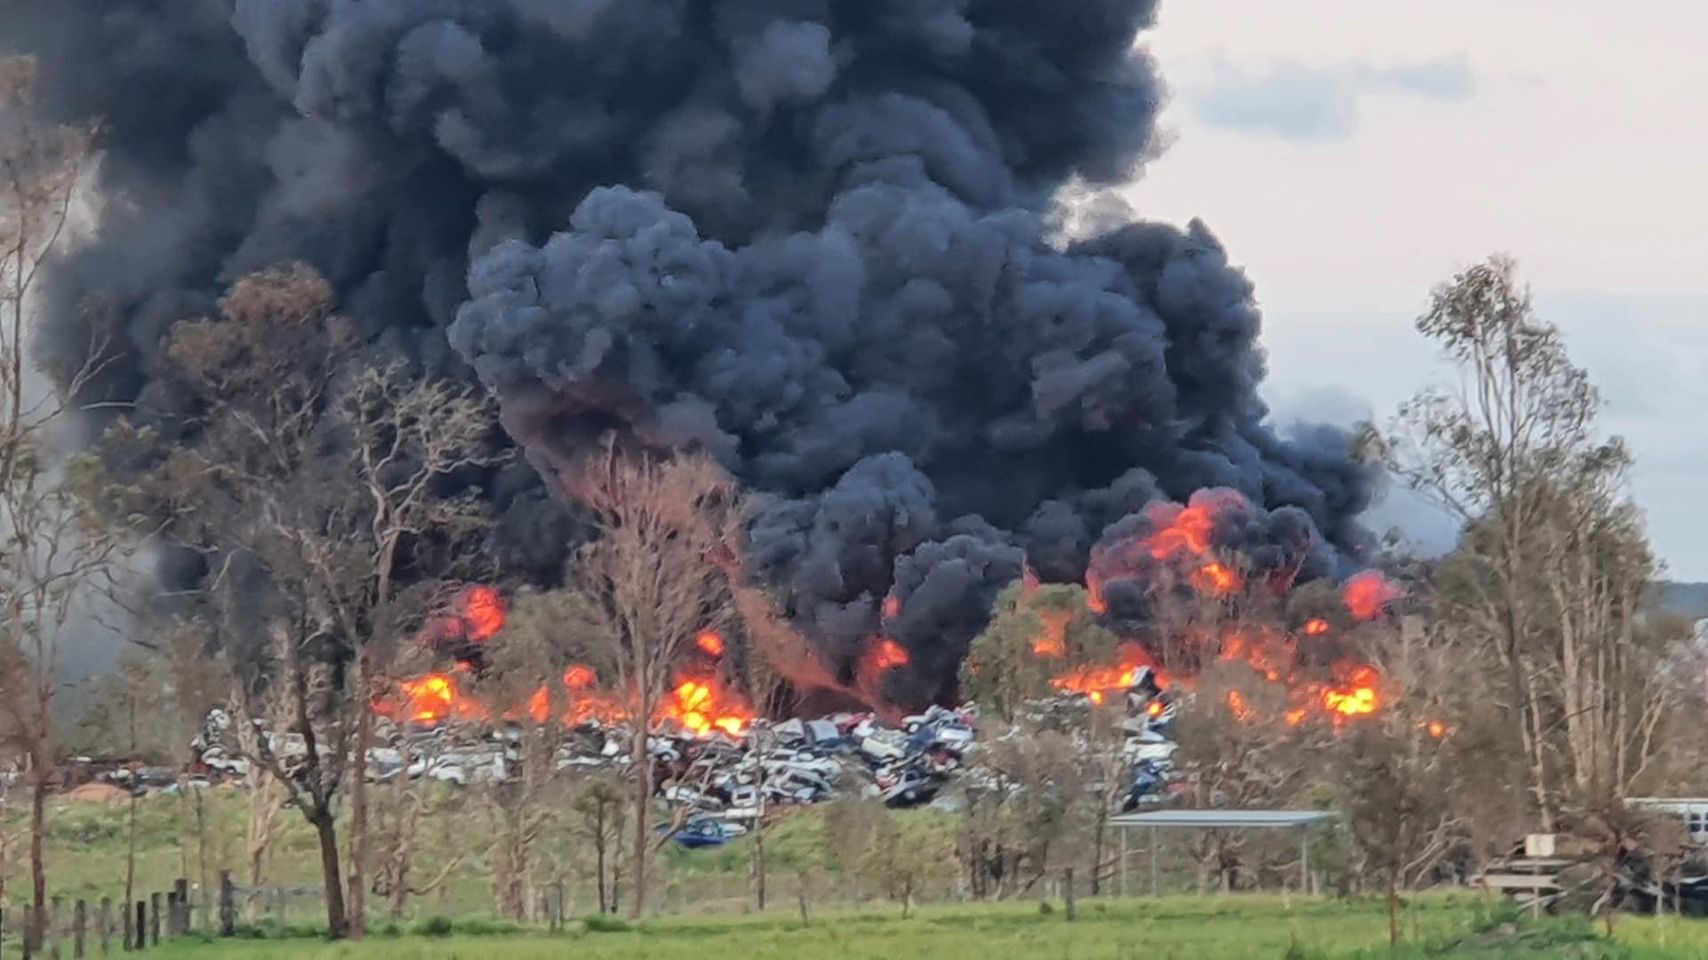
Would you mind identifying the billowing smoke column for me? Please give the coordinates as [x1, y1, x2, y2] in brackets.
[4, 0, 1374, 708]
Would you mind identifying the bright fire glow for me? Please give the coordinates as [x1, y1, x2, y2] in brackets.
[385, 590, 756, 738]
[1321, 665, 1382, 718]
[1084, 490, 1252, 614]
[1342, 571, 1404, 620]
[1191, 561, 1243, 596]
[660, 677, 752, 737]
[1050, 645, 1169, 703]
[1225, 689, 1255, 724]
[868, 638, 911, 672]
[1036, 595, 1387, 728]
[461, 586, 507, 641]
[1031, 610, 1069, 658]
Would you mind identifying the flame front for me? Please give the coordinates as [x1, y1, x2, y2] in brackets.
[385, 596, 756, 738]
[1031, 610, 1069, 658]
[1342, 571, 1404, 621]
[867, 638, 910, 672]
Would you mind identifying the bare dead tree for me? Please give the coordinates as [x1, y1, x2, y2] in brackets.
[309, 363, 505, 937]
[557, 441, 740, 919]
[472, 598, 579, 922]
[123, 265, 503, 938]
[0, 57, 138, 952]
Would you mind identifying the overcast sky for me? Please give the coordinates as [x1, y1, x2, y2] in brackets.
[1122, 0, 1708, 578]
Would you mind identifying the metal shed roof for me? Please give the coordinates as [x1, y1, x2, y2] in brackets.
[1109, 809, 1337, 829]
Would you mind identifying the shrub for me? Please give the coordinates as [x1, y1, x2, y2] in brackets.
[414, 915, 455, 938]
[582, 913, 633, 933]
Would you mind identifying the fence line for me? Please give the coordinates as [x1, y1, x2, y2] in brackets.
[2, 871, 576, 955]
[5, 876, 201, 959]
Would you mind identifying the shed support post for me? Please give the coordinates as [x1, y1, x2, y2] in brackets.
[1150, 826, 1160, 897]
[1300, 828, 1310, 896]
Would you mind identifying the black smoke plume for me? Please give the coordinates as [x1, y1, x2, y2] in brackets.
[4, 0, 1374, 708]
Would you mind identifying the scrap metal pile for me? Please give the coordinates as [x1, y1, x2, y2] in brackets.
[191, 669, 1182, 836]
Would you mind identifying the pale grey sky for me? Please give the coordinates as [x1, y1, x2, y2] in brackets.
[1123, 0, 1708, 578]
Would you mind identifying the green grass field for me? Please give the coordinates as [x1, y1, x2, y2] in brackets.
[123, 896, 1708, 960]
[21, 793, 1708, 958]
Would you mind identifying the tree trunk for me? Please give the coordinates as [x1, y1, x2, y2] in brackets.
[28, 759, 48, 954]
[628, 729, 652, 920]
[1090, 812, 1107, 897]
[593, 808, 609, 915]
[312, 812, 349, 940]
[751, 796, 767, 911]
[1387, 864, 1399, 946]
[345, 658, 373, 938]
[124, 781, 138, 926]
[387, 776, 421, 921]
[194, 786, 210, 928]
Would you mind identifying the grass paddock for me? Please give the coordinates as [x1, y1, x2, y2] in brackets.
[137, 894, 1708, 960]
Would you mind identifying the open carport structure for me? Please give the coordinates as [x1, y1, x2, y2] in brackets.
[1110, 809, 1338, 895]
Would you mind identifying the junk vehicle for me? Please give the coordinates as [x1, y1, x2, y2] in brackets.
[665, 818, 750, 849]
[1478, 803, 1708, 916]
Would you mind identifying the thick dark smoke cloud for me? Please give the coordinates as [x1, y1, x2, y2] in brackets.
[4, 0, 1375, 707]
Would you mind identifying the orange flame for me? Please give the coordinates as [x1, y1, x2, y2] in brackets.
[1425, 720, 1450, 739]
[1191, 561, 1243, 597]
[1085, 576, 1109, 614]
[659, 677, 752, 738]
[882, 594, 901, 619]
[696, 631, 726, 657]
[1085, 490, 1251, 608]
[868, 638, 910, 672]
[1031, 610, 1069, 658]
[1342, 571, 1403, 620]
[461, 585, 507, 641]
[1050, 645, 1167, 702]
[395, 672, 486, 725]
[1321, 665, 1382, 718]
[1225, 689, 1255, 724]
[390, 660, 754, 739]
[1302, 618, 1330, 637]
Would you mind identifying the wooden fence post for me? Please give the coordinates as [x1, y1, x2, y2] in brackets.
[120, 900, 131, 953]
[22, 903, 33, 960]
[49, 895, 63, 960]
[148, 895, 161, 948]
[97, 899, 111, 956]
[1063, 868, 1076, 922]
[72, 902, 86, 960]
[130, 906, 143, 952]
[217, 872, 234, 938]
[171, 881, 188, 937]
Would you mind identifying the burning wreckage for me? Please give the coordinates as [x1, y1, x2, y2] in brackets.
[192, 517, 1404, 849]
[193, 667, 1183, 844]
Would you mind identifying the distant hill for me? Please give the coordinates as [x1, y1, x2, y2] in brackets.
[1653, 581, 1708, 621]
